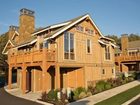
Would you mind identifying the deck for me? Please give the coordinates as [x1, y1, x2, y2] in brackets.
[8, 49, 56, 65]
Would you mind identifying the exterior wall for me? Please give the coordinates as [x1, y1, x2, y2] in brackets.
[55, 19, 115, 85]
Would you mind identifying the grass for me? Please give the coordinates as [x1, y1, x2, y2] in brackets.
[95, 84, 140, 105]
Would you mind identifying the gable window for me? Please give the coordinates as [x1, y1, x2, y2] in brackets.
[64, 32, 75, 60]
[105, 46, 110, 60]
[43, 40, 49, 48]
[76, 25, 84, 32]
[87, 39, 91, 54]
[85, 28, 94, 35]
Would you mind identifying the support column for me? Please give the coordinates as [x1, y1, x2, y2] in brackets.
[22, 65, 26, 94]
[8, 67, 12, 89]
[42, 48, 48, 92]
[55, 65, 60, 89]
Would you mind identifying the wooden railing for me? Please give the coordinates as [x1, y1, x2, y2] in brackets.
[9, 49, 56, 64]
[115, 53, 140, 62]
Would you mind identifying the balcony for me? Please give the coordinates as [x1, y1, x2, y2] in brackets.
[8, 49, 56, 65]
[115, 53, 140, 63]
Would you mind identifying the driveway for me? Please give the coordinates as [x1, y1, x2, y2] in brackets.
[0, 83, 42, 105]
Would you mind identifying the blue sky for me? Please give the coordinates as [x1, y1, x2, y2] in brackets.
[0, 0, 140, 36]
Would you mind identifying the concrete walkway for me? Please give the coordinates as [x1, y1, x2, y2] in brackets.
[69, 80, 140, 105]
[4, 85, 52, 105]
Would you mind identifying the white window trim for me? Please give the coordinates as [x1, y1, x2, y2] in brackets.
[63, 32, 76, 61]
[104, 45, 111, 61]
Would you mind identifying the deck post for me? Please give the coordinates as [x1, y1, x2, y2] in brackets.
[8, 67, 12, 89]
[22, 65, 26, 94]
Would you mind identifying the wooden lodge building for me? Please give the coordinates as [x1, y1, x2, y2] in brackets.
[3, 8, 116, 94]
[115, 35, 140, 72]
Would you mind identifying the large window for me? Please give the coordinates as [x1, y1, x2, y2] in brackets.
[87, 39, 91, 54]
[64, 32, 75, 60]
[105, 46, 110, 60]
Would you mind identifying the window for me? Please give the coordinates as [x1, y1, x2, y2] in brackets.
[85, 28, 94, 35]
[105, 46, 110, 60]
[39, 43, 43, 49]
[112, 69, 114, 74]
[102, 69, 105, 74]
[87, 39, 91, 54]
[64, 32, 75, 60]
[76, 25, 84, 32]
[43, 40, 49, 48]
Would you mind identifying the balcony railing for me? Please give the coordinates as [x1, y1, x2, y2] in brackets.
[9, 49, 56, 64]
[115, 53, 140, 62]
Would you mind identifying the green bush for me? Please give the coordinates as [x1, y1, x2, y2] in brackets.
[95, 80, 106, 92]
[47, 89, 59, 101]
[104, 82, 112, 90]
[73, 87, 86, 100]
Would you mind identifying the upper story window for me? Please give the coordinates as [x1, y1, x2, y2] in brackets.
[85, 28, 94, 35]
[105, 46, 111, 60]
[102, 69, 105, 74]
[76, 25, 84, 32]
[64, 32, 75, 60]
[87, 39, 92, 54]
[43, 40, 49, 48]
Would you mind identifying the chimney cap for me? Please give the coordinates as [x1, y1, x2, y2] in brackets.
[9, 25, 19, 31]
[20, 8, 35, 16]
[121, 34, 128, 37]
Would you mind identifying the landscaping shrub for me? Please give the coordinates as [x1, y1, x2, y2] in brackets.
[79, 92, 87, 99]
[47, 89, 59, 101]
[73, 87, 86, 100]
[87, 86, 95, 95]
[104, 82, 112, 90]
[41, 92, 47, 101]
[95, 80, 106, 92]
[86, 91, 92, 97]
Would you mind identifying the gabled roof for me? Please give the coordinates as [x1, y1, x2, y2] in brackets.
[16, 14, 114, 48]
[15, 36, 37, 48]
[44, 14, 105, 41]
[128, 40, 140, 49]
[2, 40, 15, 54]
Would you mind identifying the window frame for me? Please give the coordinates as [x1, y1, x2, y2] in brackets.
[64, 32, 75, 60]
[86, 39, 92, 54]
[105, 45, 111, 60]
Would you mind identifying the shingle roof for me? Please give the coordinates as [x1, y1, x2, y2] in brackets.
[128, 40, 140, 49]
[16, 35, 37, 47]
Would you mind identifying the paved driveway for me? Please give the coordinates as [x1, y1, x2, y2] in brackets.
[0, 84, 42, 105]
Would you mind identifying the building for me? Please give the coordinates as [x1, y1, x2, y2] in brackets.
[3, 8, 116, 94]
[115, 34, 140, 72]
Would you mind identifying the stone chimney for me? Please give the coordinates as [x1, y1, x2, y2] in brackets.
[19, 8, 35, 42]
[8, 25, 19, 40]
[121, 34, 128, 55]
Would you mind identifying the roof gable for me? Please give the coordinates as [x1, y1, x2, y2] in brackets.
[2, 40, 15, 54]
[44, 14, 105, 41]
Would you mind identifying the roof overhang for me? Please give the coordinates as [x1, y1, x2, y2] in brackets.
[16, 39, 37, 49]
[32, 21, 71, 36]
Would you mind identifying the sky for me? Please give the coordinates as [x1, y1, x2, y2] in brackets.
[0, 0, 140, 36]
